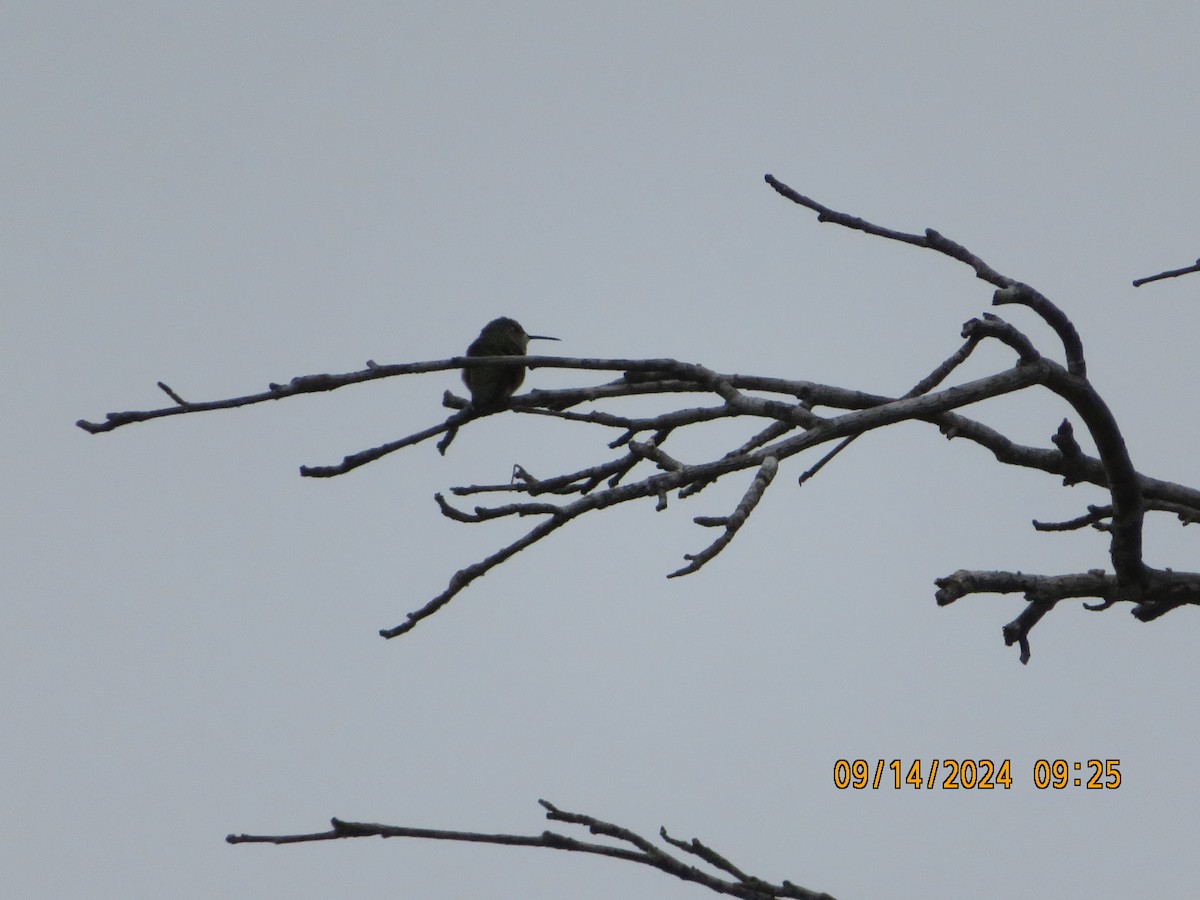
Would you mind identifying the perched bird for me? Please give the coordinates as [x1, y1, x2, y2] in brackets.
[463, 317, 560, 410]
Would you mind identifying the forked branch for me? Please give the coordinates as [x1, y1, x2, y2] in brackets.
[77, 178, 1200, 661]
[226, 799, 836, 900]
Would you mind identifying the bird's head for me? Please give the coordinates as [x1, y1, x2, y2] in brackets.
[477, 317, 560, 353]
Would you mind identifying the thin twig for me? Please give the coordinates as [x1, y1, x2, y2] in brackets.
[1132, 258, 1200, 286]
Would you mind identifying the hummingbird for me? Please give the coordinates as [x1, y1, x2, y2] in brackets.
[463, 317, 560, 410]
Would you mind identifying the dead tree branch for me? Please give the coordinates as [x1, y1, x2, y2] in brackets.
[77, 179, 1200, 662]
[226, 799, 836, 900]
[764, 175, 1087, 376]
[1132, 257, 1200, 286]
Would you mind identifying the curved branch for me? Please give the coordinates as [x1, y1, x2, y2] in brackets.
[765, 175, 1086, 375]
[1037, 363, 1146, 586]
[1032, 506, 1112, 532]
[958, 315, 1146, 585]
[991, 284, 1086, 377]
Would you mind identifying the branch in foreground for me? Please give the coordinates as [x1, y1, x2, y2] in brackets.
[226, 799, 836, 900]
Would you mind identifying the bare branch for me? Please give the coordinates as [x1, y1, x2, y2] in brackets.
[757, 176, 1196, 656]
[1034, 501, 1200, 532]
[380, 510, 570, 639]
[227, 800, 837, 900]
[933, 412, 1200, 513]
[1032, 506, 1112, 532]
[156, 381, 188, 405]
[670, 456, 778, 577]
[764, 174, 1011, 285]
[78, 360, 421, 433]
[74, 356, 702, 434]
[1133, 257, 1200, 286]
[629, 437, 687, 473]
[799, 329, 983, 487]
[301, 410, 472, 477]
[434, 492, 563, 523]
[88, 313, 1199, 652]
[683, 420, 797, 499]
[765, 175, 1086, 375]
[80, 179, 1200, 662]
[380, 364, 1053, 638]
[1037, 361, 1146, 586]
[962, 314, 1040, 363]
[452, 460, 629, 497]
[934, 567, 1200, 662]
[991, 285, 1086, 377]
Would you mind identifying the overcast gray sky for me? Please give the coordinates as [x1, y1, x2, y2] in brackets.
[6, 3, 1200, 898]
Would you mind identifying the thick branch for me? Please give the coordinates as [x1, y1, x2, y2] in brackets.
[934, 568, 1200, 662]
[1037, 365, 1146, 586]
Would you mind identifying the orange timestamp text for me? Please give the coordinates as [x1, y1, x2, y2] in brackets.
[834, 758, 1012, 790]
[832, 758, 1122, 790]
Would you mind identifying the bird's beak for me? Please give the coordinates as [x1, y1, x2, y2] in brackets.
[527, 335, 560, 342]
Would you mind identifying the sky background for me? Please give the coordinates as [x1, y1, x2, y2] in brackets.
[5, 3, 1200, 898]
